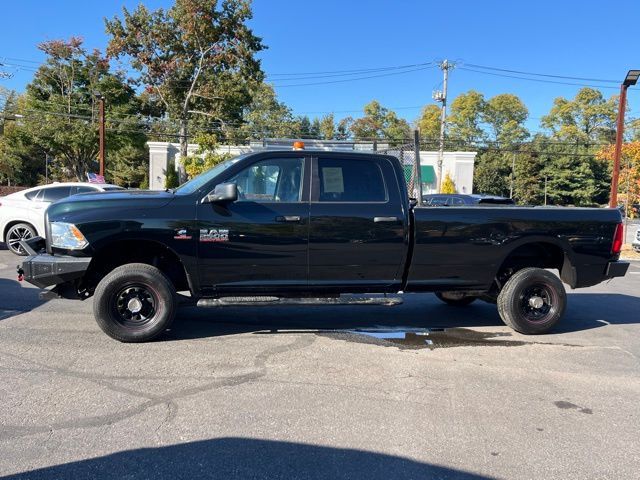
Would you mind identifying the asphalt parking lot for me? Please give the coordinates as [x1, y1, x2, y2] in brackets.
[1, 246, 639, 479]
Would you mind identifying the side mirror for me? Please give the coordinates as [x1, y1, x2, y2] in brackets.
[203, 182, 238, 204]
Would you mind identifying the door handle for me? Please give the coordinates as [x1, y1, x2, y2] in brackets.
[276, 215, 302, 223]
[374, 216, 399, 223]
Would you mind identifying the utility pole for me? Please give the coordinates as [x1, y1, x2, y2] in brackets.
[94, 92, 106, 177]
[610, 70, 639, 207]
[509, 153, 516, 198]
[433, 60, 454, 192]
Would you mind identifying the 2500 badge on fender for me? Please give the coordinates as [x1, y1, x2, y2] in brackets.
[18, 148, 629, 342]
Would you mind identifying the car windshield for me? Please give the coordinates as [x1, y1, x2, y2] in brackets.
[173, 155, 247, 195]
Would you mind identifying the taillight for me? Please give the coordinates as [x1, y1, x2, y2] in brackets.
[611, 223, 623, 254]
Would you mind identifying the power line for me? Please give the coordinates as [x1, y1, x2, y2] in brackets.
[267, 62, 433, 77]
[459, 67, 619, 90]
[271, 66, 434, 87]
[463, 63, 619, 84]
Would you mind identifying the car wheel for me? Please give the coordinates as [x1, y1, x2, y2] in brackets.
[497, 267, 566, 335]
[6, 223, 36, 256]
[435, 291, 477, 306]
[93, 263, 177, 342]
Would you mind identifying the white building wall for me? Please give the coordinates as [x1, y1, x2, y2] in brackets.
[419, 151, 477, 194]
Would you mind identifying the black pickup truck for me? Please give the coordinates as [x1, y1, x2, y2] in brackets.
[18, 149, 628, 342]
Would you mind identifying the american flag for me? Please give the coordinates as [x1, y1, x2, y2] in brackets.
[87, 173, 105, 184]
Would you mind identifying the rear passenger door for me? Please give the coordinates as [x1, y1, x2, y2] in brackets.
[308, 155, 408, 291]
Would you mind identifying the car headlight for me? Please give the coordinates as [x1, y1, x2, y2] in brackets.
[50, 222, 89, 250]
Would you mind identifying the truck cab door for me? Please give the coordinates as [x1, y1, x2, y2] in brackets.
[308, 155, 408, 292]
[196, 155, 310, 295]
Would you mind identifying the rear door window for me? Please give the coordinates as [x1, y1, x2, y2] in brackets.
[72, 186, 98, 195]
[41, 186, 72, 202]
[24, 189, 43, 201]
[316, 158, 387, 202]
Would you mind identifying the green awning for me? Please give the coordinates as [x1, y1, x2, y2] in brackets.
[420, 165, 435, 183]
[403, 165, 436, 184]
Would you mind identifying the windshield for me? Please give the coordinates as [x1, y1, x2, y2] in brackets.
[174, 155, 247, 195]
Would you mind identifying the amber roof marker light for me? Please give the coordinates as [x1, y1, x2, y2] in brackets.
[292, 141, 305, 150]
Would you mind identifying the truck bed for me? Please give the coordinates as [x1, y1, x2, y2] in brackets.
[406, 206, 622, 291]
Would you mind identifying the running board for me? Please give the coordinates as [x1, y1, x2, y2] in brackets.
[197, 296, 403, 307]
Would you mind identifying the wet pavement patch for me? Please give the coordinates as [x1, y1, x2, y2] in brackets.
[553, 400, 593, 414]
[318, 327, 529, 350]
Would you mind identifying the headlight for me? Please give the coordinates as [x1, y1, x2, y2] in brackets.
[50, 222, 89, 250]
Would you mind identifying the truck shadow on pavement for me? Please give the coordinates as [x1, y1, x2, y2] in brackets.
[165, 293, 640, 341]
[0, 278, 47, 321]
[2, 437, 493, 480]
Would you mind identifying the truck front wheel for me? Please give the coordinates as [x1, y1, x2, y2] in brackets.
[93, 263, 177, 342]
[497, 267, 566, 334]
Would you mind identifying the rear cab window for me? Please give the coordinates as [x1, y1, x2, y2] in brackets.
[315, 158, 387, 202]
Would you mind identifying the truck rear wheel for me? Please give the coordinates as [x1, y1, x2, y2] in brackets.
[497, 267, 566, 334]
[93, 263, 177, 342]
[435, 292, 477, 306]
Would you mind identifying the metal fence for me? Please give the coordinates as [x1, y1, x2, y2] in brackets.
[374, 135, 422, 201]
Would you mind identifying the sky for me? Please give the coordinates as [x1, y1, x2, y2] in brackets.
[1, 0, 639, 134]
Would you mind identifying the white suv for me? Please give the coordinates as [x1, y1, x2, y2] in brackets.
[0, 182, 123, 255]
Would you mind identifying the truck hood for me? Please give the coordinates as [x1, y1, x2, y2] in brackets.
[47, 190, 176, 217]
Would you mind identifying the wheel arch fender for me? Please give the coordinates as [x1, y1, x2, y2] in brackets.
[492, 235, 578, 288]
[85, 238, 194, 294]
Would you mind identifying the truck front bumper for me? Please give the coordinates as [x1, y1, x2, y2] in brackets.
[605, 260, 630, 279]
[19, 253, 91, 289]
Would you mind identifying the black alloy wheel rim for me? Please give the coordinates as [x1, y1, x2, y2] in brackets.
[113, 284, 158, 328]
[519, 283, 556, 323]
[7, 226, 33, 254]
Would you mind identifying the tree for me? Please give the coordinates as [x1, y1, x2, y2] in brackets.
[597, 141, 640, 213]
[541, 87, 617, 144]
[440, 172, 456, 193]
[483, 94, 529, 145]
[474, 94, 530, 201]
[336, 117, 352, 140]
[241, 83, 296, 139]
[417, 104, 441, 143]
[349, 100, 411, 141]
[447, 90, 485, 145]
[2, 38, 146, 184]
[473, 150, 510, 197]
[538, 88, 616, 205]
[182, 132, 233, 179]
[297, 116, 312, 137]
[319, 113, 335, 140]
[105, 0, 265, 176]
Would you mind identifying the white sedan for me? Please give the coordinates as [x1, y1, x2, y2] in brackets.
[0, 182, 123, 255]
[633, 227, 640, 253]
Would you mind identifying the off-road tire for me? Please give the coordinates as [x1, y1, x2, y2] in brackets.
[497, 267, 566, 335]
[435, 292, 477, 306]
[93, 263, 177, 342]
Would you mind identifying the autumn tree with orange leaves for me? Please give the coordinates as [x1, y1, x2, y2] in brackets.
[597, 142, 640, 216]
